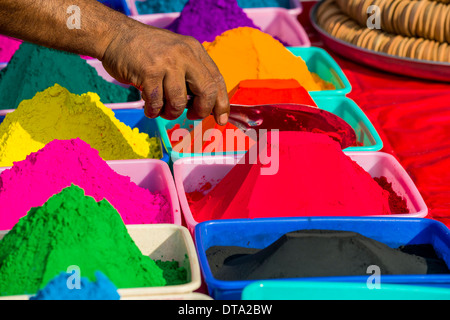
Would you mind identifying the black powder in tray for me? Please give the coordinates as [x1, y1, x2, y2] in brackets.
[206, 229, 450, 281]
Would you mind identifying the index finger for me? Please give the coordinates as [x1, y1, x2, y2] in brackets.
[196, 47, 230, 126]
[182, 37, 230, 125]
[184, 59, 220, 122]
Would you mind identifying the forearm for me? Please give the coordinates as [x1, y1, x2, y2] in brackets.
[0, 0, 230, 124]
[0, 0, 138, 60]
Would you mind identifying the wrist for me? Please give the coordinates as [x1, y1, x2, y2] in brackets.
[97, 16, 146, 61]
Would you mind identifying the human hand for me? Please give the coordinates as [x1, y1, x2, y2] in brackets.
[101, 22, 230, 125]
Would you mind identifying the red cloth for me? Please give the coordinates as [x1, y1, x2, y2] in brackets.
[299, 1, 450, 228]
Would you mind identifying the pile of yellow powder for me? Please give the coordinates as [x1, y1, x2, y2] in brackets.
[0, 84, 162, 167]
[203, 27, 335, 92]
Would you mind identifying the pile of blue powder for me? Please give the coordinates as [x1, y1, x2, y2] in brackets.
[30, 271, 120, 300]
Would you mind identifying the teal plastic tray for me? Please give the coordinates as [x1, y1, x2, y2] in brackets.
[155, 111, 248, 165]
[315, 96, 383, 152]
[242, 281, 450, 300]
[155, 95, 381, 163]
[287, 46, 352, 97]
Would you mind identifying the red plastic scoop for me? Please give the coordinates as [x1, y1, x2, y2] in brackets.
[227, 103, 356, 149]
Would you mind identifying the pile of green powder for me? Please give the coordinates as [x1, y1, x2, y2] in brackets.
[155, 259, 189, 286]
[0, 184, 169, 297]
[0, 42, 140, 109]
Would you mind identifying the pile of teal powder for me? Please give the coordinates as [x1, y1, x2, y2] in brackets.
[136, 0, 293, 14]
[0, 42, 141, 109]
[30, 271, 120, 300]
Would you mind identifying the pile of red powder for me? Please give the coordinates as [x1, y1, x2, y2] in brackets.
[0, 138, 172, 230]
[169, 115, 256, 154]
[228, 79, 317, 107]
[187, 131, 409, 221]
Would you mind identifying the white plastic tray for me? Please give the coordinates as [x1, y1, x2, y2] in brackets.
[0, 224, 202, 300]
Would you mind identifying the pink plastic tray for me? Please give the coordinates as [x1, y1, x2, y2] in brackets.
[0, 60, 144, 114]
[0, 159, 181, 226]
[100, 159, 181, 225]
[127, 0, 303, 18]
[132, 7, 310, 47]
[173, 152, 428, 235]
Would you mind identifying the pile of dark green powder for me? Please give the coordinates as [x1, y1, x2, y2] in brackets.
[0, 42, 140, 109]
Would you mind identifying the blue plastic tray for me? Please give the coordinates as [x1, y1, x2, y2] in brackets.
[0, 109, 168, 163]
[194, 217, 450, 300]
[98, 0, 131, 15]
[112, 109, 168, 163]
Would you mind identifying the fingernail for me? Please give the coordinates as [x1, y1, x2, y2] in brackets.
[219, 113, 228, 125]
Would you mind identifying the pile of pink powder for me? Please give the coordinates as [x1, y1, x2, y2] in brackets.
[0, 138, 172, 230]
[0, 35, 21, 63]
[0, 36, 92, 63]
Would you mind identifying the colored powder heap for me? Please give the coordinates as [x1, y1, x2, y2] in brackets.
[0, 138, 171, 231]
[169, 115, 256, 153]
[188, 131, 396, 221]
[206, 230, 450, 281]
[228, 79, 318, 107]
[136, 0, 292, 14]
[374, 176, 410, 214]
[0, 35, 21, 63]
[0, 185, 166, 297]
[0, 84, 162, 167]
[30, 271, 120, 300]
[0, 42, 140, 109]
[166, 0, 259, 44]
[155, 260, 189, 286]
[168, 79, 317, 154]
[203, 27, 334, 92]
